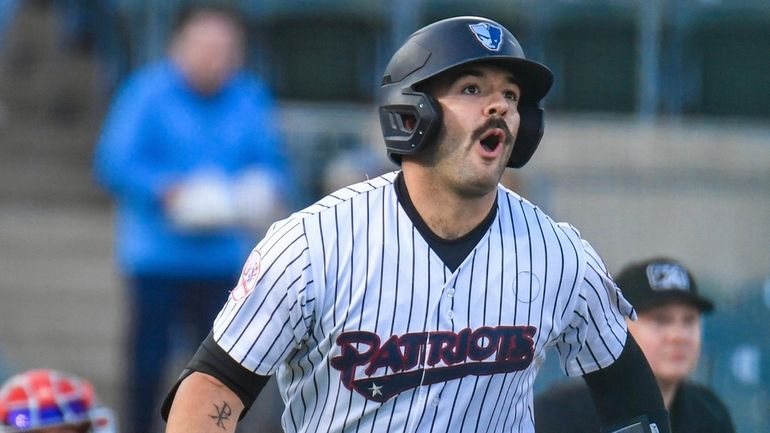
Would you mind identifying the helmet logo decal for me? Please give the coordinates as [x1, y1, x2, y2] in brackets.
[468, 23, 504, 51]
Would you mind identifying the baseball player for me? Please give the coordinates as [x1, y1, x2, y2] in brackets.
[0, 369, 116, 433]
[163, 16, 671, 433]
[535, 258, 735, 433]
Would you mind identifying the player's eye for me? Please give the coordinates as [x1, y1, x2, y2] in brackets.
[504, 90, 519, 102]
[651, 313, 673, 327]
[681, 312, 700, 327]
[462, 84, 480, 95]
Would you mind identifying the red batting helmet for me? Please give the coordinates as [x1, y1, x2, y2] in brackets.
[0, 370, 115, 433]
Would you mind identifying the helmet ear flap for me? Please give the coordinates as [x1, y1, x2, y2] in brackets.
[379, 91, 442, 164]
[508, 106, 544, 168]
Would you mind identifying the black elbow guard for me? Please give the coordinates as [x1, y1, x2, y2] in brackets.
[160, 332, 270, 421]
[584, 333, 671, 433]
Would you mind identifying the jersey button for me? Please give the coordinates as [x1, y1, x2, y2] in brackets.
[446, 310, 454, 319]
[431, 397, 440, 406]
[446, 288, 455, 298]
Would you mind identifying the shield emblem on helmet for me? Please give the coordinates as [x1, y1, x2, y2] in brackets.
[468, 23, 504, 51]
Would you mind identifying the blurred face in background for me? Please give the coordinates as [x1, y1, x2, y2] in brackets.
[627, 302, 702, 388]
[170, 11, 245, 95]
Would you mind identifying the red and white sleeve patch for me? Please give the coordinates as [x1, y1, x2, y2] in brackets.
[231, 250, 262, 302]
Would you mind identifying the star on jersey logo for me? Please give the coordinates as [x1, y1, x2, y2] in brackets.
[368, 383, 383, 397]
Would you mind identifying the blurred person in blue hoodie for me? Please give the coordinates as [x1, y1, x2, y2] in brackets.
[93, 4, 293, 433]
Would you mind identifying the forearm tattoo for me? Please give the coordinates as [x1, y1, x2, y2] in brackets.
[209, 401, 232, 430]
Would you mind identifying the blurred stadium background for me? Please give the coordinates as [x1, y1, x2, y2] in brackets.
[0, 0, 768, 432]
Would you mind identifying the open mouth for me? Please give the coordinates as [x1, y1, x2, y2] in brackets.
[478, 129, 506, 153]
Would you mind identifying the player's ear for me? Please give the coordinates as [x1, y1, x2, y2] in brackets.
[379, 90, 443, 164]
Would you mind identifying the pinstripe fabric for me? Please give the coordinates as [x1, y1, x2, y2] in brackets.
[212, 171, 633, 433]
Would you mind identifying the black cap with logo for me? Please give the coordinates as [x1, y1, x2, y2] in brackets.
[615, 257, 714, 313]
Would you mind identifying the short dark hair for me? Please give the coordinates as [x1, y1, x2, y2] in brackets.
[171, 2, 246, 36]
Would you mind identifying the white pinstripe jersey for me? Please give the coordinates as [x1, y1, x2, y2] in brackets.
[213, 171, 634, 433]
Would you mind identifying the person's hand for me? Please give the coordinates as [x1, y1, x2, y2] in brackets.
[165, 173, 237, 231]
[233, 169, 282, 231]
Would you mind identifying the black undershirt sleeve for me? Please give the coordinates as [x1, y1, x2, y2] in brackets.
[582, 332, 671, 433]
[160, 332, 270, 421]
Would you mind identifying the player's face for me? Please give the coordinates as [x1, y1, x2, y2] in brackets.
[419, 64, 520, 197]
[171, 13, 244, 95]
[628, 303, 702, 387]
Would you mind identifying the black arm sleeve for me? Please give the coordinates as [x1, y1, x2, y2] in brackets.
[583, 332, 671, 433]
[160, 332, 270, 421]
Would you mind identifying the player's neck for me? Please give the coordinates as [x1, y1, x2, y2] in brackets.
[401, 169, 497, 240]
[656, 379, 680, 410]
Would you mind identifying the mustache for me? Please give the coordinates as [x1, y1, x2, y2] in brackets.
[470, 118, 514, 145]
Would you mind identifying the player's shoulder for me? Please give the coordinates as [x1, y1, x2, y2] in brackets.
[677, 381, 735, 430]
[125, 61, 173, 88]
[496, 184, 592, 277]
[679, 381, 731, 411]
[113, 61, 178, 105]
[290, 171, 398, 220]
[222, 72, 275, 105]
[496, 184, 583, 240]
[232, 72, 272, 95]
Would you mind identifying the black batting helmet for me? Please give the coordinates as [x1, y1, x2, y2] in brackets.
[378, 16, 553, 168]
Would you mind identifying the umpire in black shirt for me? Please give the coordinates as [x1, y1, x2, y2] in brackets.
[535, 257, 734, 433]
